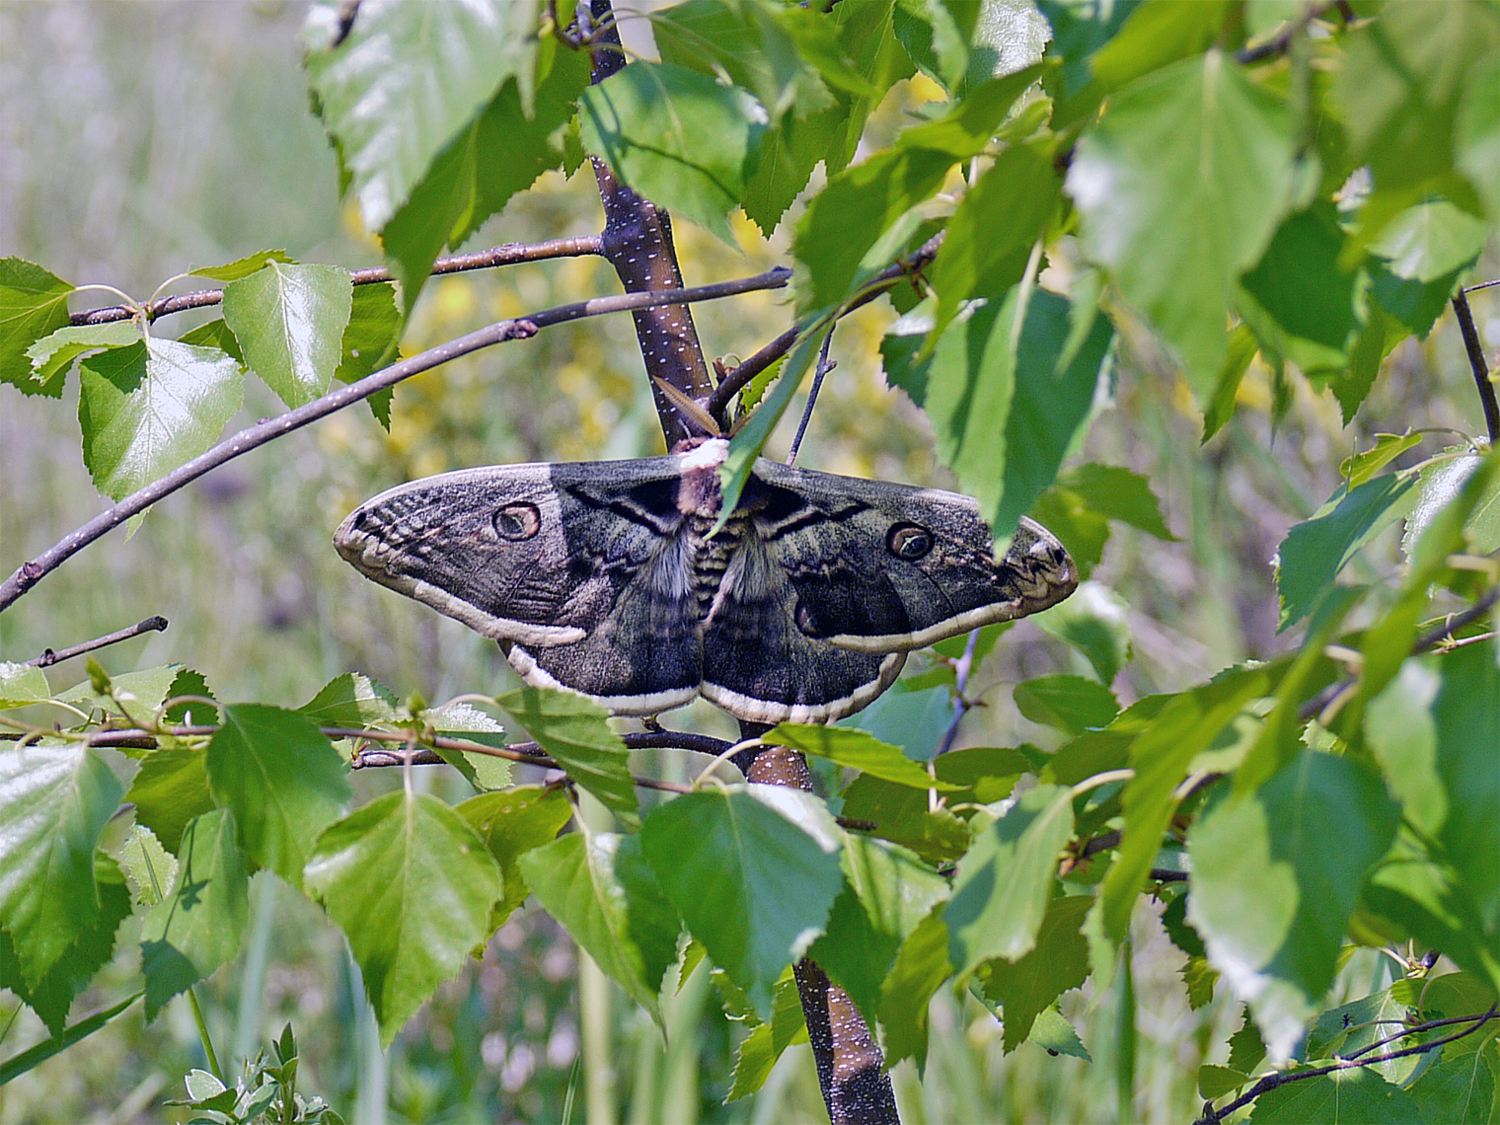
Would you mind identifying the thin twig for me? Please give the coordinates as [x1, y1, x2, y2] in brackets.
[706, 231, 945, 422]
[70, 237, 604, 327]
[25, 616, 168, 667]
[1236, 1, 1344, 65]
[1298, 587, 1500, 722]
[785, 331, 836, 466]
[1451, 291, 1499, 443]
[0, 266, 790, 614]
[1194, 1006, 1499, 1125]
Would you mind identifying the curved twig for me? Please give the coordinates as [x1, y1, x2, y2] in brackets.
[25, 616, 168, 667]
[70, 237, 604, 327]
[0, 266, 790, 614]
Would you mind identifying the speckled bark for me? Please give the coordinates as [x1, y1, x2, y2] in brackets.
[588, 0, 715, 448]
[747, 744, 901, 1125]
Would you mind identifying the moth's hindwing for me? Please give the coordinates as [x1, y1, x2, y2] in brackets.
[335, 443, 1078, 723]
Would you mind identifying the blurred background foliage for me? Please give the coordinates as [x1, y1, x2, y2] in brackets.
[0, 2, 1495, 1123]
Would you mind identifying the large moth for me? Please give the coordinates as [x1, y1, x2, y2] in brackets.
[336, 438, 1077, 724]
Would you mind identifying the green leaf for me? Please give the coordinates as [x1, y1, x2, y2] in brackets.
[1067, 50, 1296, 395]
[945, 784, 1073, 975]
[1092, 671, 1272, 972]
[651, 0, 838, 126]
[1058, 463, 1175, 540]
[1455, 51, 1500, 222]
[767, 723, 960, 790]
[119, 825, 176, 906]
[842, 682, 954, 763]
[1274, 474, 1419, 632]
[1431, 641, 1500, 940]
[1247, 1066, 1421, 1123]
[25, 321, 143, 394]
[221, 262, 352, 409]
[457, 785, 572, 931]
[741, 104, 845, 236]
[795, 68, 1039, 310]
[1188, 752, 1400, 1061]
[837, 773, 973, 865]
[1198, 1064, 1252, 1101]
[125, 745, 214, 854]
[57, 662, 186, 726]
[0, 742, 122, 988]
[1402, 453, 1500, 561]
[382, 46, 590, 310]
[1029, 1004, 1091, 1060]
[1332, 0, 1500, 195]
[725, 973, 807, 1101]
[974, 892, 1091, 1053]
[879, 907, 953, 1071]
[519, 829, 680, 1022]
[0, 256, 73, 396]
[303, 0, 541, 232]
[926, 141, 1061, 343]
[304, 789, 501, 1046]
[206, 704, 351, 890]
[188, 250, 295, 282]
[297, 672, 400, 729]
[1369, 200, 1489, 285]
[0, 991, 143, 1086]
[1013, 674, 1119, 735]
[1036, 580, 1133, 683]
[718, 323, 828, 520]
[77, 337, 244, 503]
[140, 808, 249, 1020]
[808, 834, 950, 1019]
[497, 687, 637, 825]
[1342, 433, 1423, 490]
[640, 786, 843, 1017]
[334, 281, 401, 426]
[579, 61, 767, 244]
[0, 661, 51, 710]
[1082, 0, 1230, 98]
[0, 852, 131, 1036]
[1410, 1050, 1495, 1125]
[1236, 204, 1361, 376]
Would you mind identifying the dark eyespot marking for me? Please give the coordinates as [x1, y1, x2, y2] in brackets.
[886, 523, 933, 561]
[494, 502, 541, 541]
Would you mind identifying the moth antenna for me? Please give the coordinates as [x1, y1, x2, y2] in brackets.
[785, 330, 836, 466]
[651, 376, 722, 437]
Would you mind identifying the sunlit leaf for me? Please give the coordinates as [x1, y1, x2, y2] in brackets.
[497, 687, 636, 825]
[206, 704, 351, 889]
[767, 724, 960, 790]
[0, 742, 122, 988]
[640, 786, 842, 1018]
[974, 891, 1091, 1053]
[1067, 50, 1296, 395]
[946, 784, 1073, 973]
[303, 0, 542, 231]
[304, 789, 501, 1046]
[297, 672, 400, 729]
[0, 256, 73, 396]
[221, 261, 353, 408]
[140, 809, 249, 1020]
[519, 828, 680, 1022]
[77, 337, 244, 503]
[457, 785, 572, 931]
[1188, 752, 1400, 1061]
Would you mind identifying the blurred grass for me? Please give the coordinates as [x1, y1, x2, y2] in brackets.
[1, 2, 1497, 1123]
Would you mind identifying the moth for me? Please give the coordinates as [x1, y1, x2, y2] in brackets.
[336, 438, 1077, 724]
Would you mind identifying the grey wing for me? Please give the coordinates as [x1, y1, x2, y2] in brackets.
[334, 456, 703, 714]
[736, 460, 1078, 654]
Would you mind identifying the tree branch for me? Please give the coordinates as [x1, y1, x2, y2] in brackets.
[25, 616, 168, 667]
[1451, 289, 1499, 443]
[1194, 1006, 1499, 1125]
[70, 237, 604, 327]
[0, 267, 788, 614]
[706, 231, 944, 423]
